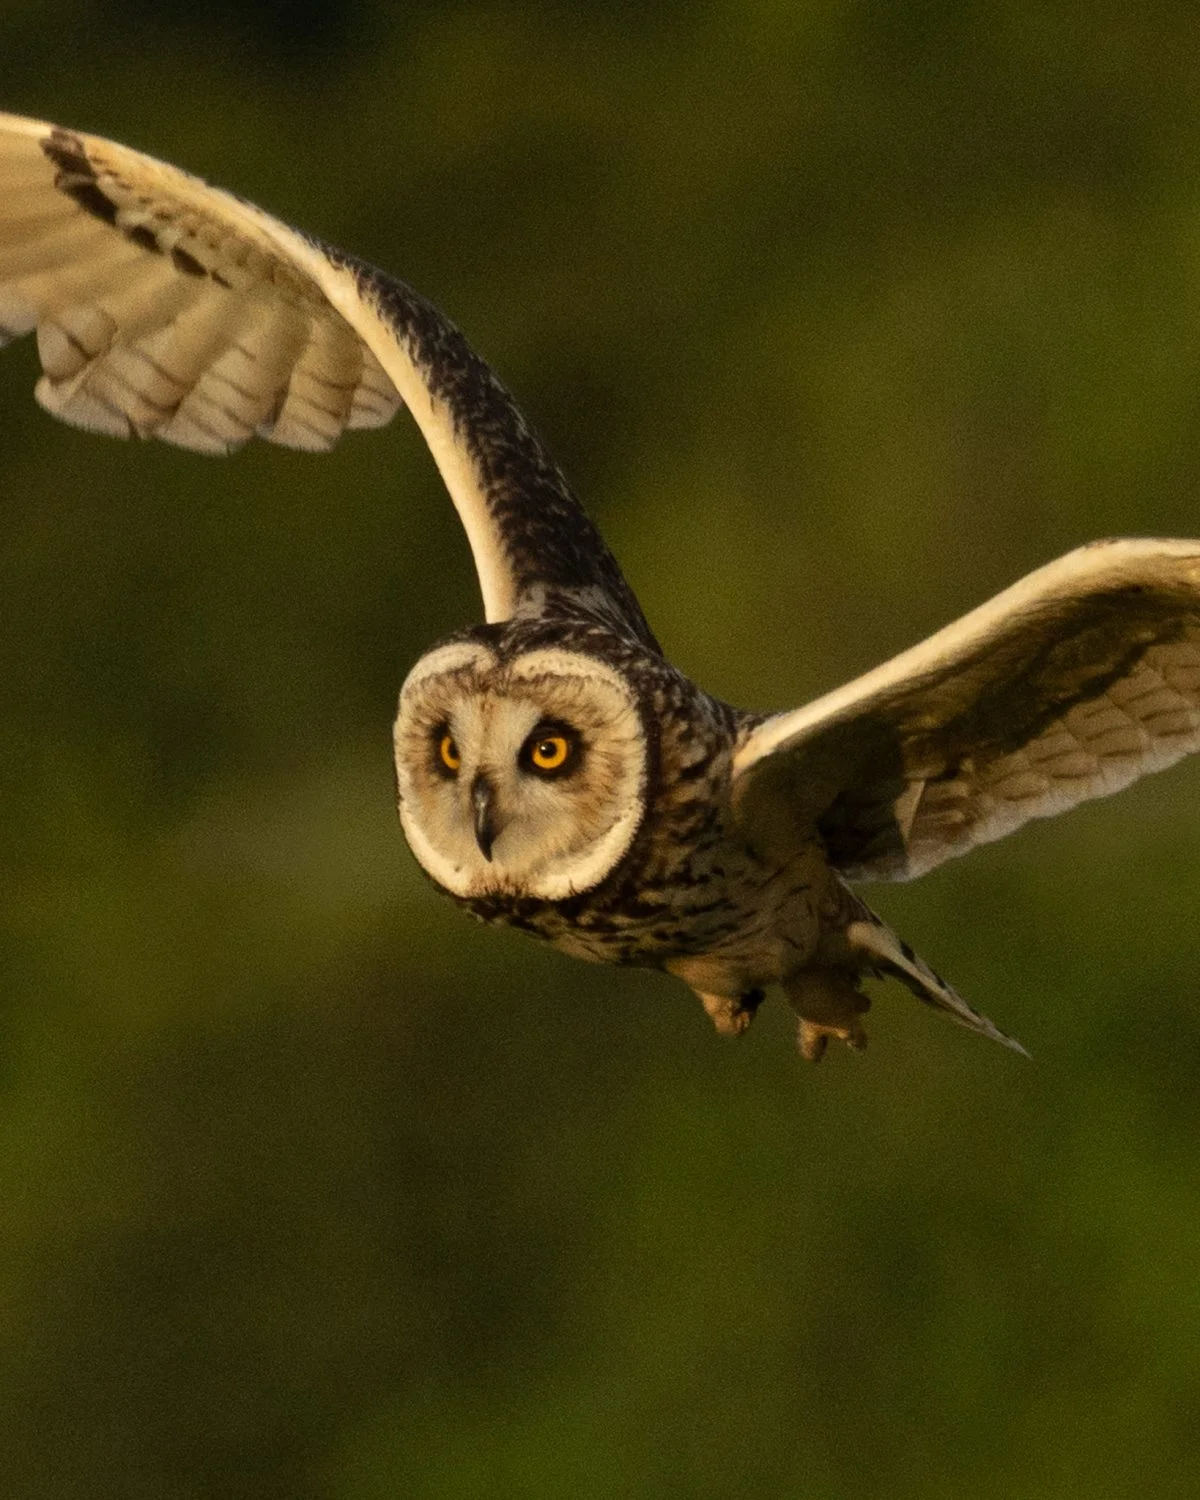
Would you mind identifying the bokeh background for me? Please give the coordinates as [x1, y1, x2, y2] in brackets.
[3, 4, 1200, 1496]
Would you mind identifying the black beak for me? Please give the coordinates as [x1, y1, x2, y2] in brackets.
[471, 773, 499, 861]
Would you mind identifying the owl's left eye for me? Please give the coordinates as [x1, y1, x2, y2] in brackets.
[434, 728, 461, 775]
[521, 723, 580, 777]
[532, 735, 569, 770]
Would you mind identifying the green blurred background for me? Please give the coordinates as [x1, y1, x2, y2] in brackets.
[3, 3, 1200, 1496]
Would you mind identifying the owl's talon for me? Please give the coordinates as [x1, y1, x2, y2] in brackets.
[786, 970, 871, 1062]
[797, 1016, 868, 1061]
[699, 988, 764, 1038]
[798, 1022, 828, 1062]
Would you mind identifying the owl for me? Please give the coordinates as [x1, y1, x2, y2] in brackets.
[3, 113, 1200, 1063]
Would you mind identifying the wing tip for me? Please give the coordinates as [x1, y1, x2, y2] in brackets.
[978, 1017, 1032, 1059]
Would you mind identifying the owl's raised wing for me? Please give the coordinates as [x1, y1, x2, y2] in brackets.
[732, 540, 1200, 881]
[0, 112, 655, 645]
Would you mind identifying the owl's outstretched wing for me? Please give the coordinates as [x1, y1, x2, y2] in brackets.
[0, 112, 655, 645]
[732, 540, 1200, 881]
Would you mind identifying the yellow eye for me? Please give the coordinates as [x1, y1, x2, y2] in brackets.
[530, 734, 570, 772]
[438, 733, 461, 773]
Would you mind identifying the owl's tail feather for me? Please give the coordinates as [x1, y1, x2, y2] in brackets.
[848, 916, 1030, 1057]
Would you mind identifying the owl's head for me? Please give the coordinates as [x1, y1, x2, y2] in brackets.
[393, 637, 649, 901]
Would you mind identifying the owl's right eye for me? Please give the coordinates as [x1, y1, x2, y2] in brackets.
[435, 729, 461, 775]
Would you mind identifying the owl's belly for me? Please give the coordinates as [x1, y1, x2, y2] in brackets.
[663, 844, 839, 995]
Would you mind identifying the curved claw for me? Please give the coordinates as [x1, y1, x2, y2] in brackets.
[797, 1015, 868, 1062]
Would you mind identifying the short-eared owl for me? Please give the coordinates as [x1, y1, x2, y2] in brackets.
[4, 113, 1200, 1062]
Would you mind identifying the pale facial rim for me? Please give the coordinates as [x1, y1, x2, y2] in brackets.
[394, 641, 651, 902]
